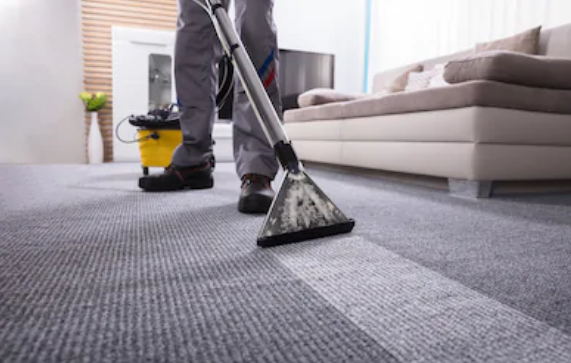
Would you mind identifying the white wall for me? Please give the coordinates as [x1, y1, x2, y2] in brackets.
[368, 0, 571, 82]
[0, 0, 84, 164]
[274, 0, 367, 94]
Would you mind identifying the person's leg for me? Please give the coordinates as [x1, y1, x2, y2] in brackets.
[139, 0, 225, 191]
[233, 0, 282, 213]
[171, 0, 222, 167]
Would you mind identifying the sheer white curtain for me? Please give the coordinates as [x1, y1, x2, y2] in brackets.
[366, 0, 571, 91]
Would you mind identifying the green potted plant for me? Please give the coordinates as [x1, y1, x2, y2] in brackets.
[80, 92, 107, 163]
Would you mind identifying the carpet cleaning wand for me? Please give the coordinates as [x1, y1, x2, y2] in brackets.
[199, 0, 355, 247]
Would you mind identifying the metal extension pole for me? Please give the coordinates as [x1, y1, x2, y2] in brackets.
[200, 0, 355, 248]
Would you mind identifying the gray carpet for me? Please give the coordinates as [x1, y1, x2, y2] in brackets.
[1, 163, 570, 363]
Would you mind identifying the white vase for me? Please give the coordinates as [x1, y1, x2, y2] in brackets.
[88, 112, 104, 164]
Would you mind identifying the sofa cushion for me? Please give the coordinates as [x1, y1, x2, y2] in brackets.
[285, 107, 571, 147]
[339, 107, 571, 146]
[475, 26, 542, 54]
[297, 88, 368, 108]
[286, 102, 348, 121]
[444, 50, 571, 89]
[283, 80, 571, 122]
[285, 120, 342, 141]
[427, 64, 450, 88]
[404, 70, 434, 91]
[539, 22, 571, 58]
[385, 64, 424, 92]
[405, 64, 449, 91]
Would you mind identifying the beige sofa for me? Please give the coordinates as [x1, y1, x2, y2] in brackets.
[283, 23, 571, 197]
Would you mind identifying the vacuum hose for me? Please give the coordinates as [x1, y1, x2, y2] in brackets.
[217, 55, 234, 110]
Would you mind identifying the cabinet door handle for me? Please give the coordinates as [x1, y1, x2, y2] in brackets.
[130, 40, 168, 47]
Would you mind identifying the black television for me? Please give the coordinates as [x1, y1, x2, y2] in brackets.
[218, 48, 335, 120]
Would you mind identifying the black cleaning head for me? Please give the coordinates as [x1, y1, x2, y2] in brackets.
[257, 170, 355, 248]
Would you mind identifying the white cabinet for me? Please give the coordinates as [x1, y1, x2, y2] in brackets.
[111, 26, 234, 164]
[112, 27, 176, 162]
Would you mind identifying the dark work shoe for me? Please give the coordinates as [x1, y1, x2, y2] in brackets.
[238, 174, 275, 214]
[139, 163, 213, 192]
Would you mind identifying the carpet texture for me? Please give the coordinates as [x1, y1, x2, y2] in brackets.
[1, 163, 570, 363]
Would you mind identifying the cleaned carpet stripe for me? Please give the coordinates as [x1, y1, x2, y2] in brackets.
[272, 236, 571, 363]
[0, 165, 396, 363]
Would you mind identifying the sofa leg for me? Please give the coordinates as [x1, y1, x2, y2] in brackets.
[448, 179, 493, 199]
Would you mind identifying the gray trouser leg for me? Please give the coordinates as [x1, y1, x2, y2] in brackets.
[233, 0, 282, 180]
[172, 0, 226, 167]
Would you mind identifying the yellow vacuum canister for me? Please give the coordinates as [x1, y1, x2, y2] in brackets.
[137, 129, 182, 175]
[116, 108, 184, 175]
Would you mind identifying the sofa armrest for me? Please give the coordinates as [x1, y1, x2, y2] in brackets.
[297, 88, 369, 108]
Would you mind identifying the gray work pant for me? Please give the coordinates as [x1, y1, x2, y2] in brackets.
[172, 0, 282, 180]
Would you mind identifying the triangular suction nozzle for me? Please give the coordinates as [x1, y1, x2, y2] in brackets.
[257, 170, 355, 247]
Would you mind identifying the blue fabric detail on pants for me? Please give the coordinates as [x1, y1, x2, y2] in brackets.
[258, 49, 275, 77]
